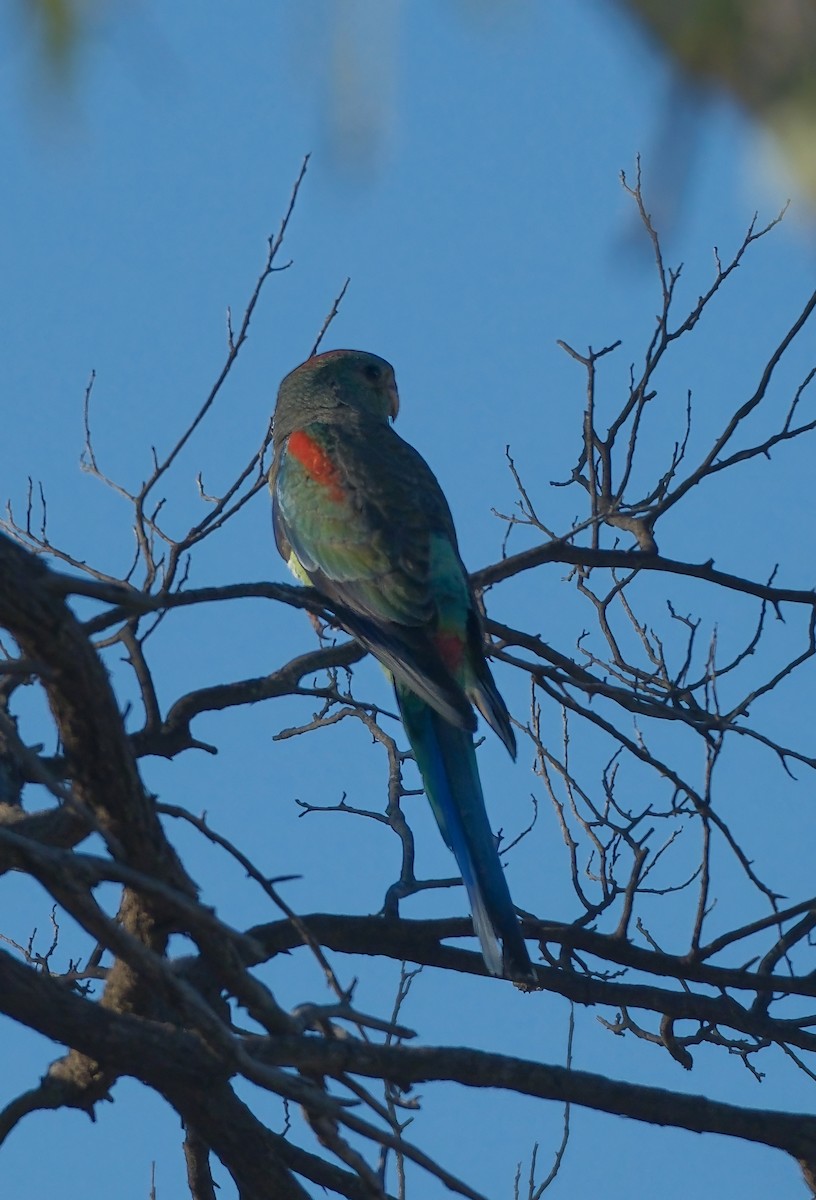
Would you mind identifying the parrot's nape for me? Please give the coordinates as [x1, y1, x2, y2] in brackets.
[269, 348, 534, 982]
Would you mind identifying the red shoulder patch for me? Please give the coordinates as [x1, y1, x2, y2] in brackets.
[287, 430, 345, 502]
[433, 630, 465, 676]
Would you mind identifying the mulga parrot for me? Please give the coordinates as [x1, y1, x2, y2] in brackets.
[269, 349, 533, 981]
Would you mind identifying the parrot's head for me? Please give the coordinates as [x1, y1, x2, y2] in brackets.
[275, 349, 400, 437]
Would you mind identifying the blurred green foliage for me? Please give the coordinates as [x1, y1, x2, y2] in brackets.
[19, 0, 83, 74]
[620, 0, 816, 202]
[15, 0, 816, 206]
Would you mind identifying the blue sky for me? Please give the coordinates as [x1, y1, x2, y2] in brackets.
[2, 3, 815, 1198]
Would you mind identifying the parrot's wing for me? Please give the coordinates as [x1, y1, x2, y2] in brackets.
[272, 421, 478, 731]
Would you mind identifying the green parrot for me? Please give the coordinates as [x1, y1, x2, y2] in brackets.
[269, 349, 533, 981]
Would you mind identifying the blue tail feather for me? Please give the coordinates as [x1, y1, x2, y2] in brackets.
[396, 683, 533, 981]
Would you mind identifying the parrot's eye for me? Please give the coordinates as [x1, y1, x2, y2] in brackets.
[363, 363, 381, 381]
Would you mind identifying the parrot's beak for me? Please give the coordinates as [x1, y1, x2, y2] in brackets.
[387, 381, 400, 421]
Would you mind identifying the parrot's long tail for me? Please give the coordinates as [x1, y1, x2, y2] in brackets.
[396, 684, 534, 981]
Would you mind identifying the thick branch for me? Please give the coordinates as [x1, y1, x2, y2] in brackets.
[249, 914, 816, 1049]
[254, 1035, 816, 1171]
[474, 541, 816, 606]
[0, 948, 349, 1200]
[0, 534, 190, 888]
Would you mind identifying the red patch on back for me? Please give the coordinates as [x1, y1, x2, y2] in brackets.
[287, 430, 345, 502]
[434, 631, 464, 676]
